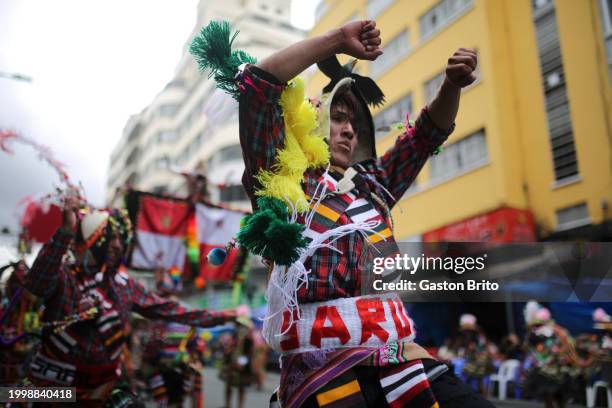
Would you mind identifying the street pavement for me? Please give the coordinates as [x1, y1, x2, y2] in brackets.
[203, 366, 278, 408]
[146, 367, 588, 407]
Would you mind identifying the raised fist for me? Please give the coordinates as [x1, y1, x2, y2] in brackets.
[445, 48, 478, 88]
[338, 20, 383, 61]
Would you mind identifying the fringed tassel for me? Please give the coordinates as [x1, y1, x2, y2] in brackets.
[189, 21, 256, 100]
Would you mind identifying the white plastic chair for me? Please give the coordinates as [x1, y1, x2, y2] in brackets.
[488, 359, 520, 400]
[586, 380, 612, 408]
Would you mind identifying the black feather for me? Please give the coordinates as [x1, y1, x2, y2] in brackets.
[353, 74, 385, 107]
[317, 56, 344, 91]
[317, 55, 385, 107]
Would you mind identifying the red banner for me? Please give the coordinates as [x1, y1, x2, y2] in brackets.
[423, 207, 536, 243]
[127, 191, 246, 283]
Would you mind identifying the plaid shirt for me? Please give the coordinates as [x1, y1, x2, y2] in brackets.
[22, 228, 230, 369]
[239, 64, 454, 408]
[238, 64, 452, 304]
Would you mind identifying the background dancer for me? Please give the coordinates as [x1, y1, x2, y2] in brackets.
[21, 196, 242, 406]
[0, 261, 41, 387]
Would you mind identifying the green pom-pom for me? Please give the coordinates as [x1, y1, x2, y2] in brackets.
[236, 197, 308, 266]
[237, 209, 275, 255]
[264, 219, 307, 265]
[256, 196, 288, 218]
[189, 20, 256, 100]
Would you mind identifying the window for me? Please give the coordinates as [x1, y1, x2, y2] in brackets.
[218, 145, 243, 162]
[157, 130, 177, 143]
[369, 30, 410, 78]
[158, 104, 178, 117]
[193, 132, 204, 148]
[599, 0, 612, 83]
[429, 130, 487, 182]
[533, 0, 553, 11]
[220, 185, 248, 202]
[423, 71, 446, 104]
[373, 93, 413, 139]
[419, 0, 472, 40]
[556, 203, 590, 230]
[153, 156, 170, 170]
[176, 144, 192, 166]
[127, 123, 141, 143]
[532, 1, 579, 181]
[366, 0, 394, 18]
[126, 147, 141, 165]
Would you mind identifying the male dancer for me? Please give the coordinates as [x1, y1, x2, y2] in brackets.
[197, 19, 491, 408]
[22, 197, 240, 406]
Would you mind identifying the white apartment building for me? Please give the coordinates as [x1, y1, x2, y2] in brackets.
[106, 0, 304, 209]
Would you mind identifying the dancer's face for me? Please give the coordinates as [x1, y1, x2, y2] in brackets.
[329, 102, 358, 168]
[105, 233, 124, 267]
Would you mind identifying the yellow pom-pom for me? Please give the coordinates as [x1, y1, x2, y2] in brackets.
[276, 136, 308, 176]
[255, 172, 308, 212]
[291, 102, 318, 138]
[251, 76, 329, 213]
[301, 134, 330, 168]
[280, 78, 306, 115]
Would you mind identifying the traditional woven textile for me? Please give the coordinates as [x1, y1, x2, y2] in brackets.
[379, 360, 438, 408]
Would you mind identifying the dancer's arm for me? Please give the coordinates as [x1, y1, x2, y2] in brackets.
[428, 48, 478, 129]
[376, 48, 478, 202]
[256, 20, 382, 83]
[129, 278, 238, 327]
[22, 198, 79, 299]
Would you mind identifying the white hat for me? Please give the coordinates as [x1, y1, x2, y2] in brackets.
[524, 300, 551, 325]
[78, 211, 109, 250]
[593, 308, 611, 323]
[460, 313, 477, 329]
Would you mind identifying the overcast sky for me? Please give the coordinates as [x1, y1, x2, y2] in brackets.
[0, 0, 316, 233]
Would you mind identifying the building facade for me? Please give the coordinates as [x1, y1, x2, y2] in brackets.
[106, 0, 303, 211]
[308, 0, 612, 242]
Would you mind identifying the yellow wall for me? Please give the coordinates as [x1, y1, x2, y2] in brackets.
[307, 0, 612, 239]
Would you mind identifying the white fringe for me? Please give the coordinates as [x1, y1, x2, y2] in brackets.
[262, 171, 385, 344]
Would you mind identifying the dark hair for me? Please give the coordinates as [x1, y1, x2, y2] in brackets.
[331, 87, 372, 146]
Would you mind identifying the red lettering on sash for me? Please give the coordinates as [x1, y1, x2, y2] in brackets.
[280, 310, 300, 351]
[387, 299, 412, 339]
[310, 306, 350, 348]
[356, 298, 389, 344]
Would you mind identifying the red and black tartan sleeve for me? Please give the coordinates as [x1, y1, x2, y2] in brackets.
[376, 107, 454, 204]
[237, 64, 286, 208]
[22, 228, 71, 299]
[129, 277, 231, 327]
